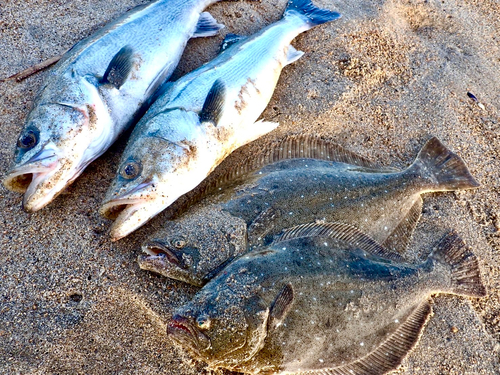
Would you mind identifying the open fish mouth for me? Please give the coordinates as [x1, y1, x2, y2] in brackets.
[3, 146, 65, 212]
[140, 240, 183, 266]
[99, 180, 166, 241]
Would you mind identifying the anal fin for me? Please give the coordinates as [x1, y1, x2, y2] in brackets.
[285, 45, 304, 66]
[382, 198, 422, 253]
[297, 302, 432, 375]
[274, 222, 404, 262]
[192, 12, 224, 38]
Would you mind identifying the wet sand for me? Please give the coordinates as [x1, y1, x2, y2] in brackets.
[1, 0, 499, 373]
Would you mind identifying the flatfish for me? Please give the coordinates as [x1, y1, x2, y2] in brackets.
[168, 222, 486, 374]
[138, 135, 479, 286]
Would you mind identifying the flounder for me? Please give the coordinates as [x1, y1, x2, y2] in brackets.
[138, 135, 479, 286]
[99, 0, 342, 241]
[168, 222, 486, 374]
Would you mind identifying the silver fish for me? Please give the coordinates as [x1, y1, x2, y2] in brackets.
[3, 0, 226, 212]
[168, 222, 486, 374]
[99, 0, 342, 241]
[138, 135, 479, 286]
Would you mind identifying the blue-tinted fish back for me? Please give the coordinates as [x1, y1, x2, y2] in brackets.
[285, 0, 341, 26]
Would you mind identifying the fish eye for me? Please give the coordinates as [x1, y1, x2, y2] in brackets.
[171, 238, 186, 249]
[120, 160, 141, 180]
[196, 314, 211, 330]
[17, 129, 38, 150]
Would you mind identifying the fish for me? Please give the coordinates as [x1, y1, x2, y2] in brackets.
[168, 222, 486, 374]
[137, 135, 479, 287]
[99, 0, 342, 241]
[3, 0, 227, 212]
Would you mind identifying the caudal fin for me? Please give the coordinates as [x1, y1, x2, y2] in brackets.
[285, 0, 341, 27]
[430, 231, 486, 298]
[411, 137, 480, 191]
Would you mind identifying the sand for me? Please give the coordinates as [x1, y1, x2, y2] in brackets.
[1, 0, 499, 373]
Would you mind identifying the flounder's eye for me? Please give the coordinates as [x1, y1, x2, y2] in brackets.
[196, 314, 211, 330]
[172, 238, 186, 249]
[17, 129, 38, 150]
[120, 160, 141, 180]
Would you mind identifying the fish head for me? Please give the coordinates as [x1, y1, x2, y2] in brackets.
[138, 207, 247, 286]
[168, 275, 270, 369]
[3, 91, 114, 212]
[100, 109, 215, 241]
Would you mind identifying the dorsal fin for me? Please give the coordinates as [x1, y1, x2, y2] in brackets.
[102, 45, 134, 89]
[274, 222, 404, 262]
[164, 135, 392, 219]
[220, 33, 246, 52]
[202, 134, 390, 191]
[192, 11, 224, 38]
[382, 198, 422, 253]
[298, 302, 432, 375]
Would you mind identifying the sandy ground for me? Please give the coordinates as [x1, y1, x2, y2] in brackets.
[1, 0, 499, 374]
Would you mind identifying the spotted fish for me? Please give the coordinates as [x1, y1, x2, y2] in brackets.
[168, 222, 486, 374]
[99, 0, 342, 241]
[3, 0, 227, 212]
[138, 135, 479, 286]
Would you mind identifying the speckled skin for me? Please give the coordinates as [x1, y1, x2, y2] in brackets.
[139, 138, 478, 286]
[168, 228, 484, 374]
[3, 0, 222, 212]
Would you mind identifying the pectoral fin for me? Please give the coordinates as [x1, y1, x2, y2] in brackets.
[102, 45, 134, 89]
[199, 79, 226, 126]
[192, 12, 224, 38]
[268, 284, 294, 330]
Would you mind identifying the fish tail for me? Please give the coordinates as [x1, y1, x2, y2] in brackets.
[430, 231, 486, 298]
[285, 0, 341, 27]
[410, 137, 480, 191]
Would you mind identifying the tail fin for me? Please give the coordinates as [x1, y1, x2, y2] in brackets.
[430, 231, 486, 298]
[410, 137, 480, 191]
[285, 0, 341, 27]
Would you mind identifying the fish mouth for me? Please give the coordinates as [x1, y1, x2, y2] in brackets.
[137, 240, 203, 285]
[140, 240, 183, 266]
[167, 315, 210, 356]
[3, 145, 66, 212]
[100, 180, 168, 241]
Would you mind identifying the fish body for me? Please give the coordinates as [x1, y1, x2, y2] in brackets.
[99, 0, 342, 241]
[3, 0, 226, 212]
[138, 136, 479, 286]
[168, 222, 486, 374]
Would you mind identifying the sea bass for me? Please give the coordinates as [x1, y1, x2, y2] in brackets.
[138, 135, 479, 286]
[99, 0, 342, 241]
[3, 0, 227, 212]
[168, 222, 486, 374]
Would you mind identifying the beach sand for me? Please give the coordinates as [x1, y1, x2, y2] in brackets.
[1, 0, 499, 373]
